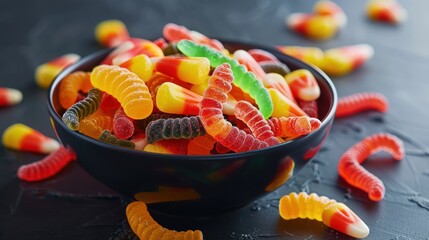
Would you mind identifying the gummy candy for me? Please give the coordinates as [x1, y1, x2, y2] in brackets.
[285, 69, 320, 101]
[338, 133, 404, 201]
[90, 65, 153, 120]
[279, 192, 369, 238]
[143, 138, 189, 154]
[98, 130, 135, 149]
[113, 107, 135, 139]
[118, 54, 154, 82]
[95, 20, 130, 47]
[2, 123, 60, 154]
[17, 146, 75, 182]
[59, 71, 92, 109]
[0, 87, 22, 107]
[336, 92, 388, 118]
[187, 135, 216, 155]
[145, 116, 205, 143]
[259, 61, 291, 76]
[163, 23, 223, 51]
[248, 49, 280, 63]
[263, 73, 295, 102]
[233, 49, 266, 81]
[267, 116, 321, 138]
[177, 40, 273, 119]
[78, 114, 113, 139]
[298, 100, 318, 118]
[35, 53, 80, 89]
[126, 201, 203, 240]
[62, 88, 102, 130]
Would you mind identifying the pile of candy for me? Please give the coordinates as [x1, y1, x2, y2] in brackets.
[56, 22, 325, 155]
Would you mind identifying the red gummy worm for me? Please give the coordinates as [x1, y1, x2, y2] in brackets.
[199, 63, 268, 153]
[338, 133, 405, 201]
[335, 92, 388, 118]
[234, 100, 280, 146]
[113, 107, 135, 139]
[17, 146, 75, 182]
[267, 116, 321, 138]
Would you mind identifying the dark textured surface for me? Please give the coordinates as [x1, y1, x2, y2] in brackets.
[1, 0, 429, 239]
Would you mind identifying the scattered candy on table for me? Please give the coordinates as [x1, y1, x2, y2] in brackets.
[336, 92, 389, 118]
[2, 123, 60, 154]
[35, 53, 80, 89]
[0, 87, 23, 107]
[366, 0, 407, 24]
[17, 146, 75, 182]
[314, 0, 347, 28]
[277, 46, 325, 69]
[95, 19, 130, 47]
[279, 192, 369, 238]
[338, 133, 404, 201]
[286, 13, 339, 41]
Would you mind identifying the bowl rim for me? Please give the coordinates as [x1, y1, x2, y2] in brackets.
[48, 39, 338, 161]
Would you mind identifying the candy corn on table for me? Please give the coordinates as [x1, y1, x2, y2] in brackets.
[1, 0, 429, 239]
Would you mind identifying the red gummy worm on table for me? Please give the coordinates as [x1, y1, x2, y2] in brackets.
[336, 92, 388, 118]
[199, 63, 268, 153]
[233, 100, 280, 146]
[17, 146, 75, 182]
[338, 133, 405, 201]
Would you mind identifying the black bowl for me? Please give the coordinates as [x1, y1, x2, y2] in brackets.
[48, 40, 337, 216]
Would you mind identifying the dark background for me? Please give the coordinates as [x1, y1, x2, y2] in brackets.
[1, 0, 429, 239]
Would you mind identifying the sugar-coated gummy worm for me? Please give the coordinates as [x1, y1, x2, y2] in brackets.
[335, 92, 388, 118]
[233, 100, 279, 146]
[126, 201, 203, 240]
[98, 130, 135, 149]
[17, 146, 75, 182]
[59, 71, 92, 109]
[134, 113, 183, 133]
[90, 65, 153, 120]
[62, 88, 102, 130]
[279, 192, 369, 238]
[267, 116, 321, 138]
[338, 133, 404, 201]
[113, 107, 135, 140]
[199, 63, 268, 152]
[177, 40, 273, 119]
[298, 100, 318, 118]
[146, 116, 206, 144]
[0, 87, 23, 107]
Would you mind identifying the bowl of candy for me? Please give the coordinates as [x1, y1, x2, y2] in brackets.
[47, 24, 337, 216]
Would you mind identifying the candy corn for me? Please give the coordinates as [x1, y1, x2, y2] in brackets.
[2, 123, 60, 154]
[286, 13, 338, 40]
[0, 87, 23, 107]
[35, 54, 80, 89]
[277, 46, 325, 69]
[367, 0, 407, 24]
[269, 88, 308, 118]
[95, 19, 130, 47]
[153, 57, 210, 85]
[118, 54, 154, 82]
[314, 0, 347, 28]
[285, 69, 320, 101]
[156, 82, 202, 115]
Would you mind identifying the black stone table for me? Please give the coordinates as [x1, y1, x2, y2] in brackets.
[1, 0, 429, 239]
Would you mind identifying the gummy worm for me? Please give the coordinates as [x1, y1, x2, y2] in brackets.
[338, 133, 404, 201]
[177, 40, 273, 119]
[62, 88, 102, 130]
[98, 130, 135, 149]
[335, 92, 388, 118]
[279, 192, 369, 238]
[146, 116, 206, 143]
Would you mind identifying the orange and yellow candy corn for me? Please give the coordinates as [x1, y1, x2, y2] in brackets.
[118, 54, 154, 82]
[367, 0, 407, 24]
[263, 73, 295, 102]
[280, 192, 369, 238]
[95, 19, 130, 47]
[286, 13, 338, 40]
[269, 88, 307, 118]
[153, 57, 210, 85]
[322, 44, 374, 77]
[277, 46, 325, 68]
[2, 123, 60, 154]
[285, 69, 320, 101]
[314, 0, 347, 28]
[35, 54, 80, 89]
[156, 82, 202, 115]
[0, 87, 22, 107]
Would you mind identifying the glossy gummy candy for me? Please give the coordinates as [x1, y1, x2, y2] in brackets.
[17, 146, 75, 182]
[286, 13, 338, 40]
[267, 116, 321, 138]
[90, 65, 153, 120]
[163, 23, 223, 51]
[99, 92, 121, 113]
[113, 107, 135, 140]
[285, 69, 320, 101]
[338, 133, 404, 201]
[298, 100, 319, 118]
[78, 114, 113, 139]
[62, 88, 102, 130]
[35, 54, 80, 89]
[2, 123, 60, 154]
[335, 92, 388, 118]
[233, 100, 280, 146]
[177, 40, 273, 119]
[279, 192, 369, 238]
[145, 116, 206, 143]
[233, 49, 266, 81]
[59, 71, 92, 109]
[126, 201, 203, 240]
[0, 87, 22, 107]
[366, 0, 407, 24]
[199, 63, 269, 152]
[95, 19, 130, 47]
[98, 130, 135, 149]
[187, 135, 216, 155]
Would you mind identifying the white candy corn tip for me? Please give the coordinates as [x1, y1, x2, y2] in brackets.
[285, 13, 307, 29]
[300, 87, 321, 101]
[7, 88, 23, 105]
[41, 139, 61, 154]
[63, 53, 81, 62]
[357, 44, 375, 60]
[347, 217, 370, 238]
[112, 54, 130, 66]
